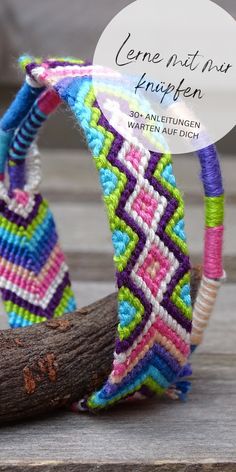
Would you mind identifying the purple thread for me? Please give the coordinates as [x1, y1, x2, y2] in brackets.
[197, 144, 224, 197]
[115, 278, 152, 354]
[45, 60, 91, 68]
[2, 194, 42, 228]
[97, 103, 192, 337]
[46, 272, 71, 315]
[8, 160, 25, 191]
[1, 271, 72, 319]
[12, 73, 192, 368]
[101, 342, 182, 399]
[139, 384, 155, 398]
[145, 153, 171, 201]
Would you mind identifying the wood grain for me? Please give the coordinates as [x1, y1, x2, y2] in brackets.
[0, 150, 234, 470]
[0, 463, 236, 472]
[0, 268, 201, 423]
[0, 268, 200, 424]
[64, 251, 236, 284]
[1, 273, 236, 470]
[0, 294, 117, 423]
[0, 354, 235, 469]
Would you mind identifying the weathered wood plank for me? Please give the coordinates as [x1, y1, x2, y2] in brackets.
[67, 252, 236, 283]
[1, 284, 235, 354]
[0, 282, 115, 330]
[49, 202, 235, 255]
[41, 187, 236, 206]
[0, 462, 235, 472]
[0, 150, 234, 470]
[0, 269, 201, 423]
[40, 151, 236, 196]
[0, 293, 117, 423]
[0, 354, 235, 469]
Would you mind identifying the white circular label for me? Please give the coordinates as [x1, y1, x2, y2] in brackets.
[92, 0, 236, 154]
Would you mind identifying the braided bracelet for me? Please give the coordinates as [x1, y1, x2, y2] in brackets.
[0, 56, 224, 411]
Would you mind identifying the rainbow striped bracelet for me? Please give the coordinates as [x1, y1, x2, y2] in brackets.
[0, 56, 225, 411]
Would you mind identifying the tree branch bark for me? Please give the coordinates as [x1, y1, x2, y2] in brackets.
[0, 267, 201, 424]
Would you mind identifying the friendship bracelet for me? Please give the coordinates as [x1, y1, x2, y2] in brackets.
[0, 56, 225, 411]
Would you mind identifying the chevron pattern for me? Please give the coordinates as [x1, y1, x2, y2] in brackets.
[0, 193, 76, 327]
[0, 58, 192, 409]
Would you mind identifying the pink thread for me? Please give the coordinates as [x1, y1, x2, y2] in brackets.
[155, 318, 189, 355]
[0, 264, 38, 293]
[132, 188, 158, 225]
[0, 245, 65, 296]
[36, 65, 120, 84]
[125, 146, 142, 171]
[38, 90, 61, 115]
[137, 245, 170, 296]
[204, 225, 224, 279]
[13, 189, 29, 205]
[112, 316, 189, 378]
[38, 255, 65, 297]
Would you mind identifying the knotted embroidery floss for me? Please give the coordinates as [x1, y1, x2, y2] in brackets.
[0, 56, 225, 411]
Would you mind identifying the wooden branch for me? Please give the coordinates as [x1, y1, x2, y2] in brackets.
[0, 267, 201, 424]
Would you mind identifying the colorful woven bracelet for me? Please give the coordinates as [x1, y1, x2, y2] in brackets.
[0, 56, 225, 411]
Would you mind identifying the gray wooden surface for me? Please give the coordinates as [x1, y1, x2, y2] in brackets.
[1, 0, 235, 85]
[0, 0, 235, 155]
[0, 151, 235, 470]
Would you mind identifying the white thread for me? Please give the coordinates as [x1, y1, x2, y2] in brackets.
[191, 275, 223, 345]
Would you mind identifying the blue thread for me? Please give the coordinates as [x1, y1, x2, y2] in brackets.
[173, 218, 186, 242]
[65, 297, 77, 313]
[33, 106, 47, 120]
[118, 300, 137, 327]
[69, 79, 105, 156]
[174, 380, 192, 401]
[12, 135, 31, 151]
[0, 129, 13, 173]
[8, 312, 33, 328]
[112, 230, 130, 256]
[20, 125, 35, 139]
[9, 104, 47, 162]
[197, 144, 224, 197]
[191, 345, 197, 353]
[8, 161, 26, 190]
[161, 163, 176, 187]
[180, 284, 191, 307]
[93, 363, 170, 406]
[24, 120, 38, 135]
[100, 168, 118, 196]
[0, 82, 43, 131]
[94, 345, 176, 403]
[30, 111, 45, 127]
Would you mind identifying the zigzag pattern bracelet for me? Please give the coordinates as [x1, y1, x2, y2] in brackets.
[0, 56, 225, 411]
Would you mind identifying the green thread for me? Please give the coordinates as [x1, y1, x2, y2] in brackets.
[18, 55, 84, 71]
[171, 273, 192, 320]
[4, 300, 47, 324]
[54, 285, 74, 317]
[118, 286, 144, 339]
[88, 375, 165, 409]
[154, 154, 188, 255]
[205, 195, 224, 227]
